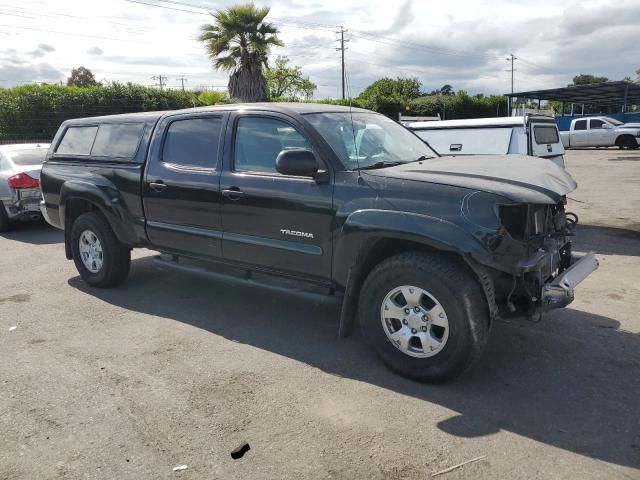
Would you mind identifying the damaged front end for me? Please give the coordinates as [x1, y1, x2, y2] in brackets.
[495, 201, 598, 317]
[464, 194, 598, 319]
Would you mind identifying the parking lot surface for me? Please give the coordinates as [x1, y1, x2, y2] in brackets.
[1, 149, 639, 479]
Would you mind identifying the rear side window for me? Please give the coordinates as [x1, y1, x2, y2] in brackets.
[92, 124, 144, 158]
[574, 120, 587, 131]
[56, 126, 98, 155]
[533, 125, 559, 144]
[162, 117, 222, 170]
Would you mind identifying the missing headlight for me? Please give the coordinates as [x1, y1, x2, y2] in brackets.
[498, 204, 528, 240]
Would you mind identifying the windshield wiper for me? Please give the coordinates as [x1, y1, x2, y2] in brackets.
[358, 161, 403, 170]
[408, 155, 433, 162]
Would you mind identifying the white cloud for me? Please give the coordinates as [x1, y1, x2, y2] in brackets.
[0, 0, 638, 97]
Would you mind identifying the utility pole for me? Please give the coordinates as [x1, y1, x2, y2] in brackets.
[151, 74, 168, 90]
[505, 53, 517, 115]
[335, 26, 349, 100]
[177, 76, 188, 91]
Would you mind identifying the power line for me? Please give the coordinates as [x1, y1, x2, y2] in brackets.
[0, 23, 150, 42]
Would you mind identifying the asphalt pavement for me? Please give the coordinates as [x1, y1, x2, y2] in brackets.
[1, 148, 639, 479]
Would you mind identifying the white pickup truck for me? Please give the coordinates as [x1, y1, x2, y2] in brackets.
[560, 116, 640, 149]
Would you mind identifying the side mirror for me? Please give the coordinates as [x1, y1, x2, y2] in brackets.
[276, 149, 319, 177]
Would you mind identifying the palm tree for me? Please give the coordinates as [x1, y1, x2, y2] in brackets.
[198, 3, 283, 102]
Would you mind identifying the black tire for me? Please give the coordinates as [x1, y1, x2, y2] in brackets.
[0, 204, 14, 233]
[617, 135, 638, 150]
[358, 252, 490, 382]
[70, 211, 131, 287]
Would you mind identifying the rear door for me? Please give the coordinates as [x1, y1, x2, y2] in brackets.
[143, 112, 227, 259]
[529, 122, 565, 165]
[570, 119, 589, 147]
[219, 112, 334, 283]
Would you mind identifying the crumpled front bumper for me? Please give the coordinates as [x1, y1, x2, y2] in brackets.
[541, 252, 599, 309]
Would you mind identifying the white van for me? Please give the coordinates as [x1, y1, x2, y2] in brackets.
[407, 115, 566, 169]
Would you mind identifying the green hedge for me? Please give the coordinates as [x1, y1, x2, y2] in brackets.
[0, 83, 511, 142]
[406, 93, 508, 120]
[0, 83, 198, 141]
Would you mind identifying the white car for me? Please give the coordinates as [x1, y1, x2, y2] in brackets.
[0, 143, 50, 232]
[559, 116, 640, 150]
[407, 115, 566, 169]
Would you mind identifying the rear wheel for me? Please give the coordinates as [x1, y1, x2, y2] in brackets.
[359, 252, 490, 382]
[70, 211, 130, 287]
[617, 135, 638, 150]
[0, 204, 14, 233]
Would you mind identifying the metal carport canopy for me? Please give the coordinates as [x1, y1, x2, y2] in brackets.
[505, 81, 640, 104]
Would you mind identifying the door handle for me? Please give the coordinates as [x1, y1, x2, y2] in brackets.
[149, 181, 168, 193]
[222, 188, 245, 200]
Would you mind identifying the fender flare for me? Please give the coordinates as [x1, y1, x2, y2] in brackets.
[334, 209, 494, 337]
[59, 180, 137, 253]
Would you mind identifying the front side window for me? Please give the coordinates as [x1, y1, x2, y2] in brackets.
[234, 117, 312, 174]
[590, 119, 605, 129]
[574, 120, 587, 131]
[162, 117, 222, 170]
[56, 126, 98, 155]
[304, 112, 437, 170]
[92, 123, 144, 158]
[533, 125, 560, 144]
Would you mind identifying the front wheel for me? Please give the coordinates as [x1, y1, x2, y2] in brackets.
[359, 252, 490, 382]
[618, 135, 638, 150]
[70, 211, 131, 287]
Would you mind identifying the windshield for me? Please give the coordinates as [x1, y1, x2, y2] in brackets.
[604, 117, 623, 126]
[6, 148, 48, 166]
[304, 112, 437, 170]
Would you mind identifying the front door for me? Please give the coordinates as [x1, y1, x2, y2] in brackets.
[219, 113, 335, 283]
[588, 118, 615, 146]
[143, 113, 226, 259]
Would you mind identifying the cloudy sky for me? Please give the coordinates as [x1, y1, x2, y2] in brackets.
[1, 0, 638, 98]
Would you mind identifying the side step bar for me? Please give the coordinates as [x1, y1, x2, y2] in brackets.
[152, 255, 342, 305]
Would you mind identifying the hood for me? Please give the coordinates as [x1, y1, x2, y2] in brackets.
[619, 123, 640, 129]
[363, 155, 577, 204]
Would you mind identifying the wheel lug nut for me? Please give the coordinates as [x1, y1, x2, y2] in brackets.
[404, 308, 410, 314]
[402, 319, 408, 325]
[414, 307, 420, 313]
[422, 315, 427, 322]
[411, 328, 417, 334]
[421, 326, 427, 332]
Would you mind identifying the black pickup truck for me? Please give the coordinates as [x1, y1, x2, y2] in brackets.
[40, 103, 598, 381]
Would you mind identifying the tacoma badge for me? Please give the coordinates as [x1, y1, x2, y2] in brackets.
[280, 229, 314, 239]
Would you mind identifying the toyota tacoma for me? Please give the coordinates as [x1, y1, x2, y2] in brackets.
[40, 103, 598, 382]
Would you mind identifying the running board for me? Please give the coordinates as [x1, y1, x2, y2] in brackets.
[152, 255, 342, 305]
